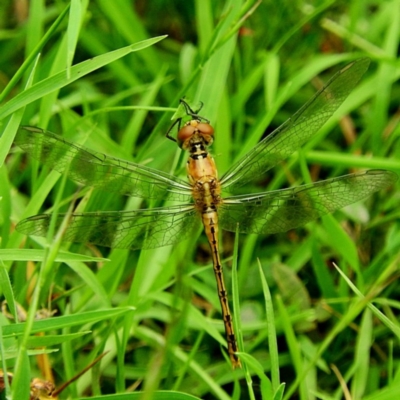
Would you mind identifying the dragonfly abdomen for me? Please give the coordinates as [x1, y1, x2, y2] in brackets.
[201, 207, 241, 368]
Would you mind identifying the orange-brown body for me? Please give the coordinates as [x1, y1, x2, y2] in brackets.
[178, 121, 241, 368]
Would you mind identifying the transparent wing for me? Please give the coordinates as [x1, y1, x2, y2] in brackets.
[219, 170, 397, 234]
[15, 126, 192, 202]
[220, 58, 371, 191]
[16, 205, 199, 250]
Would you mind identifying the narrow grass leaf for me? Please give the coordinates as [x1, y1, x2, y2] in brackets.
[135, 326, 231, 400]
[0, 5, 70, 103]
[0, 36, 167, 120]
[306, 151, 400, 171]
[264, 53, 280, 110]
[232, 225, 243, 364]
[195, 0, 213, 54]
[2, 307, 133, 336]
[81, 391, 202, 399]
[0, 248, 108, 263]
[27, 331, 89, 347]
[258, 259, 281, 391]
[196, 35, 237, 122]
[333, 263, 400, 338]
[195, 3, 240, 121]
[66, 0, 84, 77]
[0, 261, 16, 319]
[351, 309, 372, 399]
[272, 0, 336, 53]
[322, 214, 360, 274]
[11, 349, 31, 400]
[234, 352, 273, 399]
[96, 0, 161, 74]
[121, 66, 167, 150]
[363, 384, 400, 400]
[66, 261, 111, 308]
[0, 165, 12, 246]
[231, 52, 271, 117]
[273, 383, 287, 400]
[0, 53, 40, 167]
[277, 295, 308, 400]
[311, 238, 337, 299]
[0, 325, 11, 396]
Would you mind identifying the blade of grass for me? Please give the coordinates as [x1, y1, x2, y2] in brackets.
[333, 263, 400, 339]
[66, 0, 84, 78]
[0, 4, 70, 103]
[232, 225, 243, 368]
[0, 53, 40, 168]
[0, 248, 108, 263]
[2, 307, 133, 337]
[0, 36, 167, 120]
[276, 295, 308, 400]
[351, 309, 372, 399]
[258, 259, 281, 391]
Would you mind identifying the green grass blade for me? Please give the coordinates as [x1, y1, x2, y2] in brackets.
[258, 259, 281, 391]
[0, 36, 167, 120]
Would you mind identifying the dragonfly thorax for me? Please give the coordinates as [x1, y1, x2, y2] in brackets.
[186, 131, 218, 182]
[177, 119, 214, 149]
[192, 177, 222, 212]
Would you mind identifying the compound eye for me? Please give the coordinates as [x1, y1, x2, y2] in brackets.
[197, 123, 214, 136]
[177, 124, 196, 143]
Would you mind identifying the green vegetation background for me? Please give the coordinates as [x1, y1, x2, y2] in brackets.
[0, 1, 399, 399]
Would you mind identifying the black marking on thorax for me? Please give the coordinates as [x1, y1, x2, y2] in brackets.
[189, 142, 209, 160]
[202, 204, 217, 213]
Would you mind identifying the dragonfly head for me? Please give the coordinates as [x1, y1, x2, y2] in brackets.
[177, 119, 214, 149]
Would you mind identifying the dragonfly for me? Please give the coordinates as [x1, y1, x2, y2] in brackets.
[15, 58, 397, 369]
